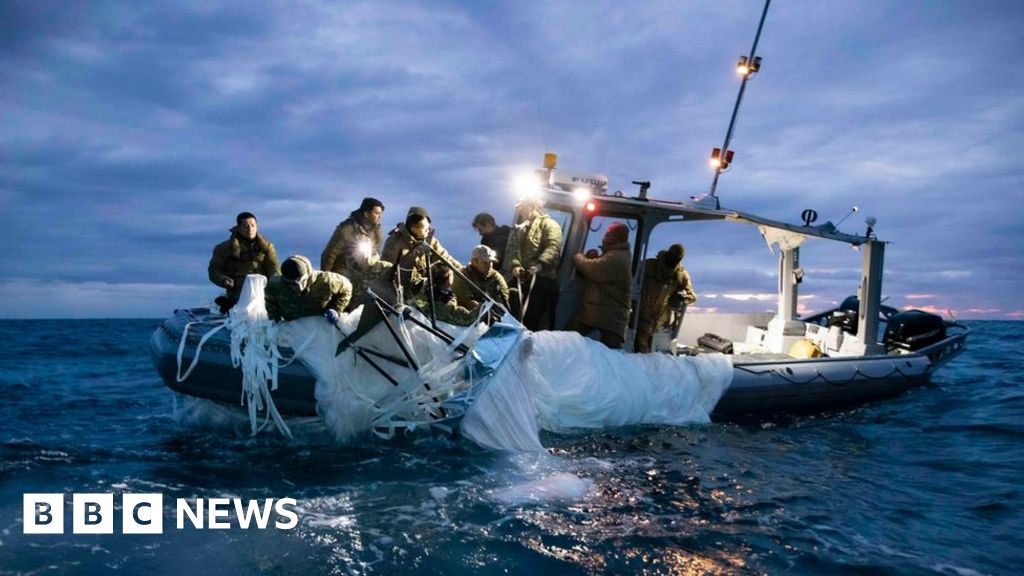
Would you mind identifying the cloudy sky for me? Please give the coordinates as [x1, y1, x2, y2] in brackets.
[1, 0, 1021, 319]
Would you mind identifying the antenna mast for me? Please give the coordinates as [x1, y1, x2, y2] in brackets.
[708, 0, 772, 204]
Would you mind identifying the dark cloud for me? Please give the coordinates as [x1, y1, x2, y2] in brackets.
[1, 1, 1022, 318]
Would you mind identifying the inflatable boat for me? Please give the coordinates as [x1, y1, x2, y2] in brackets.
[151, 156, 970, 428]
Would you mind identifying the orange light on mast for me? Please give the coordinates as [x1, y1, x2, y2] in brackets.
[736, 55, 762, 76]
[736, 56, 749, 76]
[709, 148, 735, 170]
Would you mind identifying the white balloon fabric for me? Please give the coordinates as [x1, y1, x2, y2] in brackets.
[461, 331, 732, 451]
[234, 274, 733, 450]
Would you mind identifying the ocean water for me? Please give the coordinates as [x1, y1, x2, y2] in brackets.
[0, 319, 1021, 575]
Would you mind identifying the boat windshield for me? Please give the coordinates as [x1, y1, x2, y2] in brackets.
[543, 206, 574, 259]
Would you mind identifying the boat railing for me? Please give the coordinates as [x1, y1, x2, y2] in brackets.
[913, 322, 971, 371]
[176, 307, 221, 325]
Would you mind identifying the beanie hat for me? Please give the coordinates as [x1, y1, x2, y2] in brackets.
[662, 244, 685, 268]
[604, 222, 629, 245]
[405, 206, 431, 228]
[407, 206, 431, 221]
[281, 256, 310, 284]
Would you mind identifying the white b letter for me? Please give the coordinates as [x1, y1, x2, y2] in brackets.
[73, 494, 113, 534]
[23, 494, 64, 534]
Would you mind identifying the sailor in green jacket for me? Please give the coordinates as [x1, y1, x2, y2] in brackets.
[412, 263, 480, 327]
[634, 244, 697, 353]
[208, 212, 280, 310]
[506, 199, 562, 330]
[567, 223, 633, 349]
[453, 245, 510, 312]
[320, 197, 391, 310]
[338, 207, 461, 353]
[265, 255, 352, 322]
[381, 207, 461, 302]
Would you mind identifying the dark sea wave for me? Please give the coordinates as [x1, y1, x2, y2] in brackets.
[0, 319, 1020, 575]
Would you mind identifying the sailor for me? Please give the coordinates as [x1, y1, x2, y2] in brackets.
[500, 203, 530, 280]
[566, 223, 633, 349]
[471, 212, 512, 270]
[208, 211, 280, 313]
[412, 262, 480, 327]
[634, 243, 697, 353]
[337, 208, 460, 353]
[265, 255, 352, 323]
[320, 197, 391, 310]
[381, 206, 461, 302]
[453, 245, 510, 312]
[506, 199, 562, 330]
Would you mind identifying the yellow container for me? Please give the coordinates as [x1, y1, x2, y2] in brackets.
[790, 339, 822, 359]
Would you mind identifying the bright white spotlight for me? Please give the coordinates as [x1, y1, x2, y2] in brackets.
[573, 187, 590, 205]
[357, 239, 373, 260]
[514, 173, 541, 200]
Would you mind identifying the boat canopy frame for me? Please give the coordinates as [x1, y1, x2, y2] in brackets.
[530, 182, 888, 354]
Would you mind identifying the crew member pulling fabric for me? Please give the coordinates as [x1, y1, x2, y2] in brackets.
[507, 199, 562, 330]
[265, 255, 352, 322]
[413, 263, 480, 327]
[381, 206, 461, 303]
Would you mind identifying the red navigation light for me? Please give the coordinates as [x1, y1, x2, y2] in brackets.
[585, 200, 597, 213]
[710, 147, 722, 169]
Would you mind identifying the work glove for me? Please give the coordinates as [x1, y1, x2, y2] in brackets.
[324, 309, 340, 325]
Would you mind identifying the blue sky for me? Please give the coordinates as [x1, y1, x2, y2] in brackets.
[1, 1, 1022, 319]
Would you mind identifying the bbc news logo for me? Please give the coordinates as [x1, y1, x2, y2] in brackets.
[23, 494, 298, 534]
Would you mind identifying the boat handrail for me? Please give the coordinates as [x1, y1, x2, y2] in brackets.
[913, 322, 971, 370]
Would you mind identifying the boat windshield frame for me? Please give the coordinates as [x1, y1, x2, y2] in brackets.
[517, 182, 888, 353]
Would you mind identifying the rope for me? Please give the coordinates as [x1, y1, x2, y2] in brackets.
[175, 319, 228, 382]
[271, 324, 319, 369]
[735, 360, 924, 387]
[370, 301, 496, 439]
[518, 273, 537, 321]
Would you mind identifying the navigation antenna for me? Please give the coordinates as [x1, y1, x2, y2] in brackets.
[708, 0, 772, 206]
